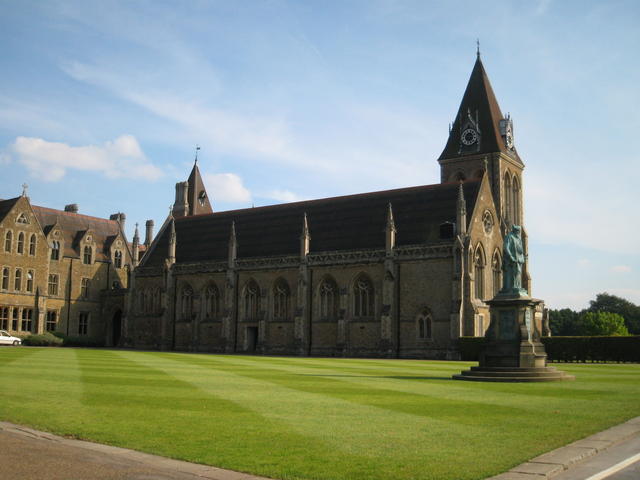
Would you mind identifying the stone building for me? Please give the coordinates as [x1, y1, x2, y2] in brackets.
[125, 54, 532, 358]
[0, 191, 134, 344]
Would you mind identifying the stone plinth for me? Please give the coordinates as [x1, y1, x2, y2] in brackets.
[454, 293, 574, 382]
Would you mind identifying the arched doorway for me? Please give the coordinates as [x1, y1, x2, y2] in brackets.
[112, 310, 122, 347]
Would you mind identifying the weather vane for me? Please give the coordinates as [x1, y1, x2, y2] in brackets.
[195, 144, 201, 165]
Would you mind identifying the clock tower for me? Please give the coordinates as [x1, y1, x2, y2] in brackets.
[438, 52, 524, 231]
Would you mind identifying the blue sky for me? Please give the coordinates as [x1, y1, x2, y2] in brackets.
[1, 0, 638, 309]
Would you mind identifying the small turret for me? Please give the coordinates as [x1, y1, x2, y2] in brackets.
[385, 203, 396, 255]
[300, 213, 310, 259]
[132, 223, 140, 266]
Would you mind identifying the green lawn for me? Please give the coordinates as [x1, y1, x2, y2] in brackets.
[1, 349, 638, 480]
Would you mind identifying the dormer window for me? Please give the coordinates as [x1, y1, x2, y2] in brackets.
[51, 241, 60, 261]
[83, 246, 92, 265]
[114, 250, 122, 269]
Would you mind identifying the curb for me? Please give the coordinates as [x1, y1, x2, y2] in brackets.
[486, 416, 640, 479]
[0, 421, 273, 480]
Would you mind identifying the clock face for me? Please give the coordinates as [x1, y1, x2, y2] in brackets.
[198, 190, 207, 206]
[461, 128, 478, 146]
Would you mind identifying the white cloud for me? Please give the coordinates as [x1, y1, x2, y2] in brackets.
[611, 265, 632, 273]
[11, 135, 162, 182]
[263, 189, 305, 203]
[202, 173, 251, 203]
[577, 258, 590, 268]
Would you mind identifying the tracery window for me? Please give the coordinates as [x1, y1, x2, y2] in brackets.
[26, 270, 34, 293]
[203, 284, 219, 319]
[51, 240, 60, 260]
[14, 269, 22, 291]
[16, 213, 28, 224]
[114, 250, 123, 269]
[4, 231, 12, 252]
[353, 274, 374, 318]
[181, 284, 194, 320]
[1, 268, 8, 290]
[416, 308, 433, 339]
[319, 277, 338, 320]
[17, 232, 24, 254]
[272, 279, 290, 320]
[83, 246, 92, 265]
[244, 280, 261, 321]
[474, 246, 485, 300]
[492, 251, 502, 297]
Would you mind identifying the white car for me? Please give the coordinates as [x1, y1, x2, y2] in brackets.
[0, 330, 21, 345]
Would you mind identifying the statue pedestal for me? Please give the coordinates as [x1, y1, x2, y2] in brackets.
[453, 293, 574, 382]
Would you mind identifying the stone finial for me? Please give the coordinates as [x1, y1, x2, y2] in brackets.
[300, 213, 310, 259]
[132, 223, 140, 266]
[457, 182, 467, 235]
[228, 221, 237, 268]
[168, 218, 176, 264]
[385, 203, 396, 254]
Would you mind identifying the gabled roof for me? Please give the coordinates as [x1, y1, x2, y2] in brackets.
[439, 56, 522, 164]
[32, 206, 123, 261]
[141, 180, 481, 266]
[187, 163, 213, 216]
[0, 197, 20, 223]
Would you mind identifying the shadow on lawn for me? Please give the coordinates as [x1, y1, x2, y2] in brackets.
[296, 374, 453, 381]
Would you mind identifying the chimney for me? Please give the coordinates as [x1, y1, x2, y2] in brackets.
[172, 181, 189, 217]
[64, 204, 79, 213]
[144, 220, 154, 247]
[110, 212, 126, 230]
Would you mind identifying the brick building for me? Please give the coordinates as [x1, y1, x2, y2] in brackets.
[124, 54, 533, 358]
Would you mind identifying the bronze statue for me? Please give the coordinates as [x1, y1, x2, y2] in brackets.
[502, 225, 526, 295]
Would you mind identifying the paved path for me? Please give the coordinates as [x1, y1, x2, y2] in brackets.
[2, 418, 639, 480]
[0, 422, 271, 480]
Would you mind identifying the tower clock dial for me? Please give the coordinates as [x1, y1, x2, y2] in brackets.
[461, 128, 478, 146]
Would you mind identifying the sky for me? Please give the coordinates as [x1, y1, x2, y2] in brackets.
[1, 0, 638, 310]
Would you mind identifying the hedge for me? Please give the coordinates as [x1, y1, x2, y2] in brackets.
[50, 332, 105, 348]
[457, 336, 640, 363]
[21, 332, 64, 347]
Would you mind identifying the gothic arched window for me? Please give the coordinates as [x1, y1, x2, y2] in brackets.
[416, 308, 433, 339]
[14, 268, 22, 291]
[17, 232, 24, 254]
[26, 270, 34, 293]
[4, 231, 12, 252]
[319, 276, 338, 320]
[492, 251, 502, 297]
[353, 274, 374, 318]
[512, 176, 521, 225]
[203, 283, 219, 319]
[83, 246, 92, 265]
[29, 234, 37, 256]
[474, 245, 485, 300]
[273, 279, 290, 321]
[504, 173, 512, 224]
[244, 280, 261, 321]
[181, 284, 194, 320]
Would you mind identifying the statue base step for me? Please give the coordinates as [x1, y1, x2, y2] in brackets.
[453, 366, 575, 383]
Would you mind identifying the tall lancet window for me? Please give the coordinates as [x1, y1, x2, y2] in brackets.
[504, 173, 512, 224]
[512, 176, 521, 225]
[319, 277, 338, 320]
[203, 284, 219, 319]
[474, 245, 485, 300]
[181, 284, 194, 320]
[244, 280, 261, 321]
[353, 274, 374, 318]
[273, 279, 290, 321]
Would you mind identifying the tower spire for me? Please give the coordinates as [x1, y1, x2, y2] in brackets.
[476, 39, 480, 59]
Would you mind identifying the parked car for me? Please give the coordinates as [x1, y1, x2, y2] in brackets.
[0, 330, 21, 345]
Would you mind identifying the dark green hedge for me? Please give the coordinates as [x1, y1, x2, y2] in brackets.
[22, 332, 64, 347]
[51, 332, 105, 348]
[542, 336, 640, 363]
[457, 336, 640, 363]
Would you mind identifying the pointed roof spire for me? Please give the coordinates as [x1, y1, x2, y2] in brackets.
[194, 144, 200, 165]
[476, 38, 480, 60]
[186, 151, 213, 216]
[438, 55, 522, 165]
[386, 202, 396, 231]
[133, 222, 140, 243]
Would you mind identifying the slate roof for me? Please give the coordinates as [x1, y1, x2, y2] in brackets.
[142, 179, 480, 266]
[0, 197, 20, 223]
[32, 205, 123, 261]
[439, 56, 522, 164]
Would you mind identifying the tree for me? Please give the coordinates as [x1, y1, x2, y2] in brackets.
[589, 293, 640, 334]
[579, 311, 630, 336]
[549, 308, 582, 336]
